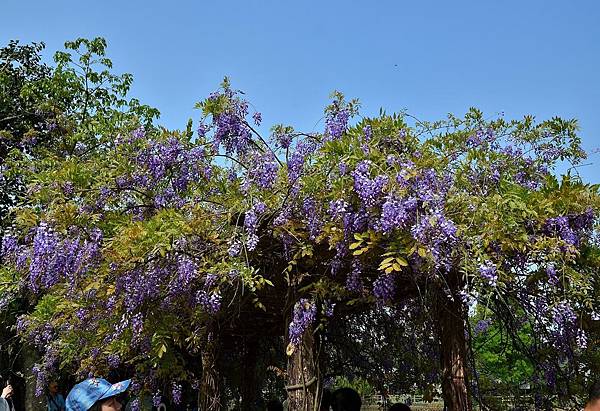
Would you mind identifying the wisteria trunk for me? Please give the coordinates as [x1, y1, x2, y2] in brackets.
[240, 337, 259, 411]
[199, 330, 223, 411]
[437, 281, 472, 411]
[21, 344, 44, 411]
[286, 327, 322, 411]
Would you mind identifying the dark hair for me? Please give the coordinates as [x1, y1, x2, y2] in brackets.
[266, 399, 284, 411]
[589, 380, 600, 402]
[88, 395, 121, 411]
[389, 403, 412, 411]
[330, 388, 361, 411]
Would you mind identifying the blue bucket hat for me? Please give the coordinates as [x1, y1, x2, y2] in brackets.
[66, 378, 131, 411]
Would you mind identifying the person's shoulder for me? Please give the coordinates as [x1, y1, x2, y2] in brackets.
[0, 398, 10, 411]
[58, 393, 66, 405]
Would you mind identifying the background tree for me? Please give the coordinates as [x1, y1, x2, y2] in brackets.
[325, 302, 439, 400]
[0, 38, 158, 410]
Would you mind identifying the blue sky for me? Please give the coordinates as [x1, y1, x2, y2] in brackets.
[2, 0, 600, 182]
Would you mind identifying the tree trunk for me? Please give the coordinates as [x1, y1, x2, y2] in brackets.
[240, 337, 258, 411]
[199, 329, 223, 411]
[286, 326, 321, 411]
[437, 281, 471, 411]
[21, 344, 44, 411]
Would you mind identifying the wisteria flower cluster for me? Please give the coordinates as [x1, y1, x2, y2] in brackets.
[288, 299, 316, 347]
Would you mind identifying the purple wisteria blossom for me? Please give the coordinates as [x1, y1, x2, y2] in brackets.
[576, 329, 588, 349]
[228, 238, 242, 256]
[167, 256, 197, 297]
[346, 259, 364, 293]
[412, 169, 449, 205]
[107, 354, 120, 369]
[252, 112, 262, 126]
[373, 273, 396, 305]
[1, 235, 18, 258]
[287, 140, 316, 182]
[172, 383, 182, 404]
[479, 261, 498, 287]
[272, 127, 293, 149]
[197, 123, 209, 138]
[24, 223, 103, 294]
[244, 202, 266, 251]
[545, 300, 584, 351]
[152, 392, 162, 408]
[131, 312, 144, 344]
[363, 125, 372, 141]
[545, 216, 577, 245]
[288, 298, 317, 346]
[303, 197, 321, 240]
[129, 399, 140, 411]
[546, 264, 559, 286]
[328, 199, 349, 220]
[410, 209, 457, 268]
[551, 301, 576, 329]
[208, 89, 254, 155]
[376, 195, 417, 234]
[196, 290, 222, 314]
[248, 153, 279, 189]
[351, 161, 389, 208]
[474, 318, 492, 335]
[324, 300, 336, 318]
[544, 209, 595, 246]
[324, 108, 350, 141]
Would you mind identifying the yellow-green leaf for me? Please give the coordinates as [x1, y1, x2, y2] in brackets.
[349, 241, 362, 250]
[286, 343, 296, 356]
[353, 248, 367, 256]
[395, 257, 408, 266]
[157, 344, 167, 359]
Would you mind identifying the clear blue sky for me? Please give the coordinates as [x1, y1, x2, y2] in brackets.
[3, 0, 600, 182]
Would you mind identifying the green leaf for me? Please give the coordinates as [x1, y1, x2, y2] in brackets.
[157, 343, 167, 359]
[349, 241, 362, 250]
[381, 257, 395, 265]
[395, 257, 408, 266]
[353, 248, 367, 256]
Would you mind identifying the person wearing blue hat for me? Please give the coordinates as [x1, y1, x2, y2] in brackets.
[65, 378, 131, 411]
